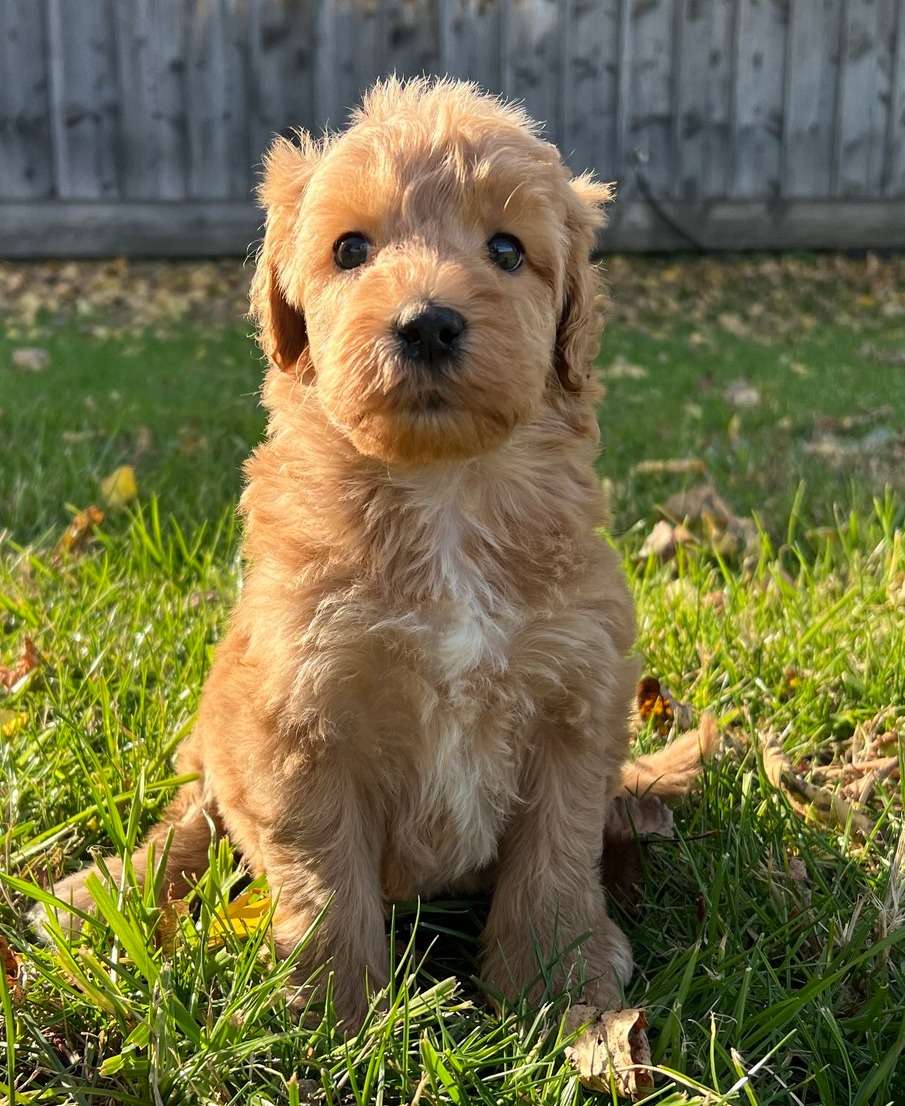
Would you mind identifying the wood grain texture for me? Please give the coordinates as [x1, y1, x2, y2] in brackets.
[627, 0, 676, 195]
[0, 1, 52, 198]
[326, 0, 387, 130]
[248, 0, 317, 177]
[783, 0, 844, 197]
[887, 0, 905, 193]
[113, 0, 192, 201]
[563, 0, 621, 180]
[502, 0, 564, 146]
[186, 0, 251, 199]
[46, 0, 120, 198]
[438, 0, 502, 88]
[836, 0, 898, 196]
[675, 0, 736, 199]
[732, 0, 789, 198]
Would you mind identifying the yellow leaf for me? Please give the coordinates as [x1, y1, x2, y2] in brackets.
[0, 710, 28, 739]
[208, 885, 271, 948]
[100, 465, 138, 509]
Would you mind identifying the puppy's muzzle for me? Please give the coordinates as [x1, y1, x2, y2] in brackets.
[395, 304, 465, 371]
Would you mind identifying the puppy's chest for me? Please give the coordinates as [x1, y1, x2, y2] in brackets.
[386, 554, 532, 882]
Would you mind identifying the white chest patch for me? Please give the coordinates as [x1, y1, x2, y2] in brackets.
[388, 467, 523, 875]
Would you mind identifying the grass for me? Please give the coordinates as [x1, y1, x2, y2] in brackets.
[1, 255, 904, 1104]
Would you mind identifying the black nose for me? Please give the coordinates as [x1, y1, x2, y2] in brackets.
[396, 305, 466, 366]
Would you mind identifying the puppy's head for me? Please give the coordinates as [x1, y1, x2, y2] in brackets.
[251, 78, 611, 465]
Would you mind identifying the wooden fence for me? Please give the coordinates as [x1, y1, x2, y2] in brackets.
[1, 0, 904, 255]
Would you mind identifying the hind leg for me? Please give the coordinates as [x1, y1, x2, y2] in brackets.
[30, 776, 219, 943]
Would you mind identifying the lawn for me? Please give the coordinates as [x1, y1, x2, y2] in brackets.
[0, 254, 903, 1104]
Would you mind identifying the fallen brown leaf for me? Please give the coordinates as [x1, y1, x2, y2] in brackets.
[638, 520, 693, 562]
[156, 899, 190, 954]
[603, 354, 648, 380]
[723, 379, 761, 408]
[564, 1004, 653, 1099]
[632, 457, 708, 477]
[717, 312, 750, 339]
[0, 936, 23, 1003]
[11, 346, 49, 372]
[55, 505, 104, 558]
[0, 636, 40, 692]
[662, 482, 759, 560]
[636, 676, 693, 735]
[761, 737, 874, 838]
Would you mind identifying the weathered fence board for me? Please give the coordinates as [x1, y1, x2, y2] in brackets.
[627, 0, 676, 196]
[47, 0, 121, 198]
[732, 0, 788, 198]
[783, 0, 843, 198]
[889, 0, 905, 192]
[438, 0, 503, 90]
[1, 0, 903, 255]
[837, 0, 896, 196]
[0, 1, 53, 199]
[562, 0, 621, 181]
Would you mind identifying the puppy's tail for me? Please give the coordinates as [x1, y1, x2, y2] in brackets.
[30, 781, 220, 943]
[615, 713, 719, 799]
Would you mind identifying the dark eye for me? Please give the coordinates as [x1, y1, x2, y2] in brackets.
[333, 232, 371, 270]
[487, 233, 524, 272]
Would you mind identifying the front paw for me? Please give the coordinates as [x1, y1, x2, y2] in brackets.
[482, 912, 633, 1011]
[282, 952, 387, 1035]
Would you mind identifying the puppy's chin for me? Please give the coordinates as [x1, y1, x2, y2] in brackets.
[346, 405, 518, 466]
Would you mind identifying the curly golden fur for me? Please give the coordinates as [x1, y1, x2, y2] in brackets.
[33, 78, 703, 1029]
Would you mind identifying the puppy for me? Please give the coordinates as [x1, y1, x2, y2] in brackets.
[36, 78, 673, 1028]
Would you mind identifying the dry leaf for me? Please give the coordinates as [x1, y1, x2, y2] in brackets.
[0, 937, 23, 1003]
[662, 482, 759, 560]
[11, 346, 49, 372]
[636, 676, 693, 735]
[0, 709, 28, 738]
[603, 354, 648, 380]
[761, 737, 873, 838]
[565, 1004, 653, 1099]
[632, 458, 707, 477]
[638, 520, 693, 562]
[55, 505, 104, 558]
[133, 425, 154, 457]
[208, 885, 271, 948]
[717, 312, 750, 339]
[156, 899, 190, 954]
[100, 465, 138, 509]
[724, 379, 761, 408]
[0, 637, 40, 692]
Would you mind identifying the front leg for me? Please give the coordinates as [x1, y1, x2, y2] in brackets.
[262, 751, 388, 1031]
[481, 705, 633, 1011]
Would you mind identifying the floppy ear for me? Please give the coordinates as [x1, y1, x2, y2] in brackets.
[553, 174, 614, 392]
[250, 133, 320, 375]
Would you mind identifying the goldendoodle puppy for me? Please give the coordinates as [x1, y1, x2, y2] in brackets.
[34, 77, 700, 1029]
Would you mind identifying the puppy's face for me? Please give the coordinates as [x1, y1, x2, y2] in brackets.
[253, 80, 611, 465]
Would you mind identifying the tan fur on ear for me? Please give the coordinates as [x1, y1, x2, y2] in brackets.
[554, 174, 614, 392]
[250, 133, 321, 375]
